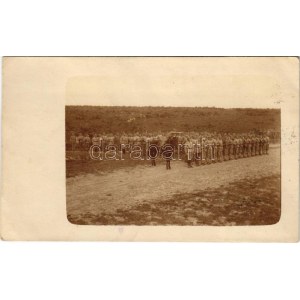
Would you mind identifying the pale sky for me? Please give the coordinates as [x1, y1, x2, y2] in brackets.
[66, 57, 298, 108]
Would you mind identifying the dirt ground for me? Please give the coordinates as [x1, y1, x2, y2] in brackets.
[66, 145, 280, 226]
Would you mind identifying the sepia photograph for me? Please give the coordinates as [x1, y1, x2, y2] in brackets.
[66, 106, 280, 226]
[2, 56, 298, 242]
[1, 3, 300, 300]
[65, 58, 282, 227]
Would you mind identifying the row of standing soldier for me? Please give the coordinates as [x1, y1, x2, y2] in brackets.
[68, 132, 270, 168]
[184, 134, 269, 168]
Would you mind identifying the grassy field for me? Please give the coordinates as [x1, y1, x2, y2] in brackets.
[66, 106, 280, 135]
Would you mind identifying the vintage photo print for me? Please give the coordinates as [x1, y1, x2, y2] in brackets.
[66, 107, 280, 226]
[1, 57, 299, 241]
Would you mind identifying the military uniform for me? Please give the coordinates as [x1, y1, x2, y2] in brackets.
[228, 136, 233, 160]
[238, 136, 243, 158]
[83, 134, 91, 151]
[70, 133, 76, 151]
[251, 137, 256, 156]
[199, 137, 206, 164]
[101, 135, 107, 151]
[184, 140, 194, 168]
[210, 137, 217, 163]
[92, 134, 99, 145]
[222, 135, 228, 160]
[140, 136, 147, 159]
[259, 136, 263, 155]
[120, 135, 128, 154]
[191, 136, 198, 165]
[113, 135, 120, 151]
[265, 136, 270, 154]
[77, 133, 84, 150]
[218, 137, 223, 162]
[247, 136, 252, 156]
[128, 136, 134, 152]
[255, 137, 260, 155]
[206, 137, 214, 164]
[149, 142, 158, 166]
[242, 136, 247, 158]
[245, 136, 248, 157]
[232, 137, 238, 159]
[162, 144, 173, 170]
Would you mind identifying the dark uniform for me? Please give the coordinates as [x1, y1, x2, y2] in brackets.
[149, 143, 158, 166]
[163, 144, 173, 170]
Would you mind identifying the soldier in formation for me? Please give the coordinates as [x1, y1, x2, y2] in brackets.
[67, 131, 271, 165]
